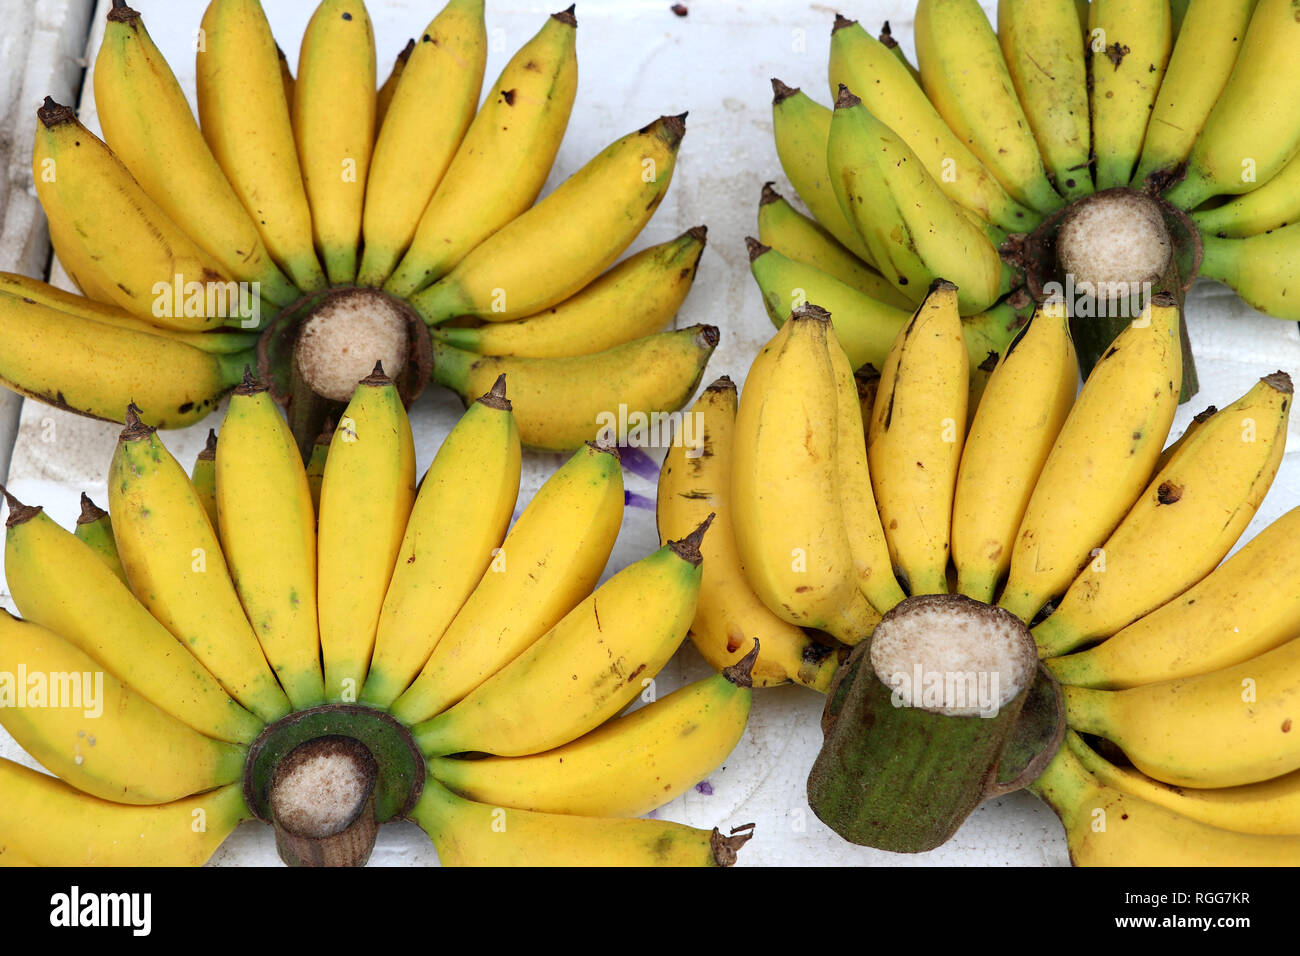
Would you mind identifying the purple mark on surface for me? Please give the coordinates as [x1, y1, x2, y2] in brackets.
[694, 780, 714, 796]
[619, 445, 662, 481]
[624, 490, 656, 511]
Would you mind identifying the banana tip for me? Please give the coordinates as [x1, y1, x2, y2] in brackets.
[834, 85, 860, 110]
[770, 77, 798, 104]
[744, 236, 770, 262]
[670, 512, 714, 566]
[76, 492, 107, 526]
[722, 639, 761, 688]
[551, 4, 577, 26]
[477, 373, 512, 411]
[198, 428, 218, 461]
[759, 181, 781, 206]
[120, 403, 153, 442]
[1263, 370, 1294, 395]
[832, 13, 857, 33]
[711, 823, 756, 866]
[0, 484, 41, 528]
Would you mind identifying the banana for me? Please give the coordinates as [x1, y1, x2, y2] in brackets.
[747, 239, 912, 370]
[769, 80, 877, 267]
[356, 0, 487, 287]
[429, 325, 718, 453]
[1191, 149, 1300, 237]
[878, 21, 922, 85]
[305, 417, 331, 514]
[731, 308, 882, 643]
[1130, 0, 1257, 188]
[108, 407, 291, 723]
[999, 296, 1181, 622]
[1150, 402, 1217, 478]
[1163, 0, 1300, 209]
[0, 610, 247, 805]
[32, 99, 232, 330]
[828, 16, 1038, 232]
[656, 378, 841, 691]
[0, 757, 250, 865]
[951, 300, 1077, 603]
[866, 282, 968, 597]
[316, 365, 417, 702]
[216, 373, 326, 710]
[997, 0, 1093, 201]
[384, 9, 578, 298]
[1047, 506, 1300, 689]
[1031, 737, 1300, 865]
[389, 441, 622, 725]
[360, 376, 521, 710]
[828, 88, 1012, 315]
[1199, 225, 1300, 319]
[197, 0, 327, 293]
[375, 39, 414, 133]
[409, 114, 684, 325]
[95, 2, 299, 307]
[294, 0, 377, 284]
[3, 488, 262, 744]
[73, 493, 127, 585]
[915, 0, 1064, 214]
[1087, 0, 1172, 190]
[411, 524, 704, 758]
[411, 778, 751, 866]
[191, 429, 219, 531]
[433, 227, 706, 358]
[429, 649, 754, 817]
[1035, 372, 1291, 657]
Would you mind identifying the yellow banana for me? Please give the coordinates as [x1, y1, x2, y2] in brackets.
[411, 778, 751, 866]
[868, 282, 968, 597]
[1130, 0, 1257, 188]
[952, 300, 1077, 603]
[3, 489, 262, 744]
[1087, 0, 1172, 190]
[216, 374, 326, 710]
[316, 365, 417, 702]
[73, 493, 126, 586]
[191, 429, 219, 531]
[384, 9, 578, 297]
[0, 610, 247, 805]
[95, 2, 298, 307]
[1047, 506, 1300, 689]
[999, 296, 1181, 622]
[389, 441, 622, 725]
[997, 0, 1093, 201]
[1199, 225, 1300, 319]
[45, 215, 126, 307]
[411, 527, 703, 758]
[409, 114, 684, 324]
[1192, 149, 1300, 238]
[915, 0, 1064, 214]
[277, 44, 294, 112]
[433, 227, 706, 358]
[305, 417, 331, 514]
[656, 378, 841, 691]
[375, 39, 414, 132]
[1035, 372, 1291, 657]
[0, 757, 249, 865]
[360, 376, 521, 710]
[294, 0, 376, 284]
[429, 325, 718, 452]
[108, 408, 291, 723]
[429, 653, 753, 817]
[1150, 402, 1217, 478]
[356, 0, 486, 287]
[878, 20, 922, 85]
[197, 0, 327, 293]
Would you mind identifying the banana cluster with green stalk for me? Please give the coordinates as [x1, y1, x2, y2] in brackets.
[0, 0, 716, 455]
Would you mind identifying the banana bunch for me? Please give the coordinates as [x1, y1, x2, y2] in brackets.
[0, 370, 753, 867]
[2, 0, 714, 453]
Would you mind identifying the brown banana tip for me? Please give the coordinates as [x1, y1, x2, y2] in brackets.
[793, 303, 832, 324]
[697, 324, 720, 349]
[276, 44, 288, 61]
[686, 224, 708, 244]
[722, 639, 761, 688]
[585, 438, 622, 462]
[198, 428, 218, 461]
[832, 12, 857, 32]
[670, 512, 714, 566]
[770, 77, 798, 104]
[711, 822, 756, 866]
[1193, 404, 1218, 422]
[477, 373, 512, 411]
[854, 362, 880, 383]
[834, 84, 860, 109]
[759, 181, 782, 205]
[315, 417, 336, 446]
[928, 277, 959, 294]
[978, 350, 1000, 372]
[398, 38, 416, 60]
[234, 364, 267, 396]
[1263, 371, 1294, 394]
[705, 374, 736, 393]
[360, 361, 391, 386]
[0, 485, 42, 528]
[744, 236, 770, 262]
[1149, 291, 1177, 308]
[878, 20, 898, 46]
[552, 4, 576, 26]
[37, 96, 76, 127]
[107, 0, 139, 23]
[120, 403, 152, 441]
[76, 492, 108, 526]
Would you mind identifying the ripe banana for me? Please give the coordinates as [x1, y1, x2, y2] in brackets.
[277, 44, 294, 115]
[375, 39, 414, 132]
[429, 325, 718, 453]
[389, 441, 622, 725]
[1047, 506, 1300, 689]
[1150, 402, 1217, 478]
[190, 429, 219, 531]
[1199, 225, 1300, 319]
[878, 20, 922, 85]
[73, 493, 126, 585]
[95, 1, 298, 307]
[411, 778, 751, 866]
[0, 609, 247, 805]
[951, 300, 1077, 603]
[357, 0, 487, 287]
[657, 379, 840, 691]
[305, 418, 331, 514]
[1087, 0, 1172, 190]
[411, 525, 703, 758]
[1191, 149, 1300, 238]
[868, 282, 968, 597]
[216, 374, 327, 710]
[434, 227, 706, 358]
[915, 0, 1064, 214]
[360, 376, 521, 710]
[197, 0, 327, 293]
[997, 0, 1093, 201]
[108, 408, 291, 723]
[294, 0, 377, 284]
[316, 365, 417, 702]
[409, 114, 684, 325]
[1035, 372, 1291, 657]
[384, 9, 578, 297]
[999, 296, 1181, 622]
[3, 488, 262, 744]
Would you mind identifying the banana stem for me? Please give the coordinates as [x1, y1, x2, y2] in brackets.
[268, 735, 380, 867]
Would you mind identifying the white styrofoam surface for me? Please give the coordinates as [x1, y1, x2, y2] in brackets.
[1, 0, 1299, 867]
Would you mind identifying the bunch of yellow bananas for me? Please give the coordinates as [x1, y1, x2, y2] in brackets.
[0, 0, 715, 452]
[0, 370, 755, 867]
